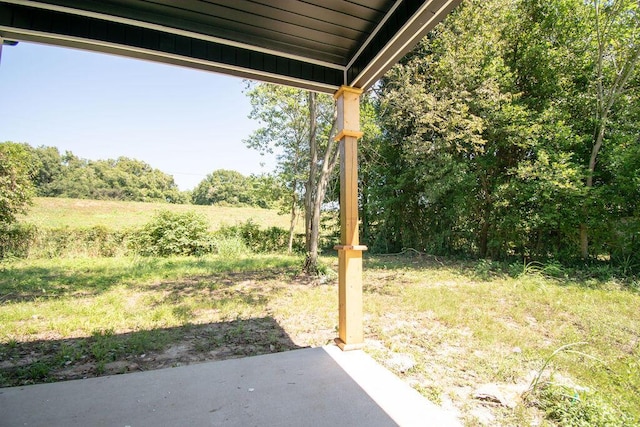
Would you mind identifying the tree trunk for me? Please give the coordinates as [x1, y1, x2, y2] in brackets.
[479, 220, 489, 258]
[304, 92, 318, 253]
[287, 190, 297, 253]
[581, 116, 606, 259]
[303, 94, 339, 275]
[306, 138, 339, 272]
[579, 224, 589, 259]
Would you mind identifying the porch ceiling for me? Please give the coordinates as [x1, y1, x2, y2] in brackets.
[0, 0, 461, 93]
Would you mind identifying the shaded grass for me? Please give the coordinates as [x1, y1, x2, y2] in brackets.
[0, 317, 300, 384]
[0, 255, 299, 303]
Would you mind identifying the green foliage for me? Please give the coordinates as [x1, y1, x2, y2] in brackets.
[0, 142, 37, 226]
[215, 220, 304, 254]
[34, 226, 132, 258]
[90, 328, 121, 363]
[247, 173, 290, 210]
[213, 235, 250, 258]
[25, 145, 187, 203]
[132, 210, 214, 257]
[17, 362, 51, 383]
[191, 169, 273, 207]
[7, 197, 301, 259]
[1, 224, 137, 259]
[364, 0, 640, 270]
[473, 259, 502, 281]
[0, 222, 37, 259]
[507, 260, 567, 279]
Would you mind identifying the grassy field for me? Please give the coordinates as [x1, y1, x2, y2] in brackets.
[1, 253, 638, 426]
[20, 197, 296, 231]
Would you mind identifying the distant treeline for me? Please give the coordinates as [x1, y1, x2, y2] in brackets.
[20, 145, 282, 208]
[27, 145, 186, 203]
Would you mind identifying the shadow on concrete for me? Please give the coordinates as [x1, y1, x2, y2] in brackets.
[0, 316, 302, 388]
[0, 346, 462, 426]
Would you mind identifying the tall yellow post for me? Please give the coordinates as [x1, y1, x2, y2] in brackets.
[333, 85, 366, 351]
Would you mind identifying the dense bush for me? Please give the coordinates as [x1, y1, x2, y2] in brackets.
[131, 210, 214, 257]
[1, 212, 301, 259]
[0, 222, 37, 258]
[35, 227, 132, 258]
[0, 224, 134, 259]
[215, 220, 304, 254]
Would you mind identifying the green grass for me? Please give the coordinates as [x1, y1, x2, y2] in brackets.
[361, 256, 640, 426]
[0, 254, 307, 384]
[20, 197, 296, 231]
[1, 253, 638, 426]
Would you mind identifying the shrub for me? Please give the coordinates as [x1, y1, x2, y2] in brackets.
[26, 226, 132, 258]
[215, 220, 304, 254]
[132, 210, 214, 256]
[0, 222, 37, 258]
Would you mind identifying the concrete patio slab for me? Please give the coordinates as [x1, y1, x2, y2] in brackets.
[0, 345, 461, 426]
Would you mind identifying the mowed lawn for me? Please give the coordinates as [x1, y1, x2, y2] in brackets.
[20, 197, 296, 231]
[1, 253, 638, 426]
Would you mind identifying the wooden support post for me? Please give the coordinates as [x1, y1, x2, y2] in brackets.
[333, 85, 366, 351]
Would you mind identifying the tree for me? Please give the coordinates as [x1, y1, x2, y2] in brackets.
[246, 173, 288, 210]
[376, 0, 528, 257]
[0, 142, 37, 225]
[244, 83, 338, 272]
[580, 0, 640, 258]
[355, 92, 383, 246]
[29, 145, 63, 196]
[245, 84, 309, 253]
[303, 91, 339, 272]
[367, 0, 640, 267]
[26, 146, 187, 203]
[191, 169, 254, 206]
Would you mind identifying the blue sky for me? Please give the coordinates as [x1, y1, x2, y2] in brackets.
[0, 42, 275, 190]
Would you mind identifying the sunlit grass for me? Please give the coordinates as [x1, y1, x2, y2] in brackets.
[20, 197, 298, 231]
[361, 256, 640, 425]
[0, 255, 303, 340]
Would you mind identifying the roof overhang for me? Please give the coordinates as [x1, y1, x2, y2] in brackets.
[0, 0, 461, 93]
